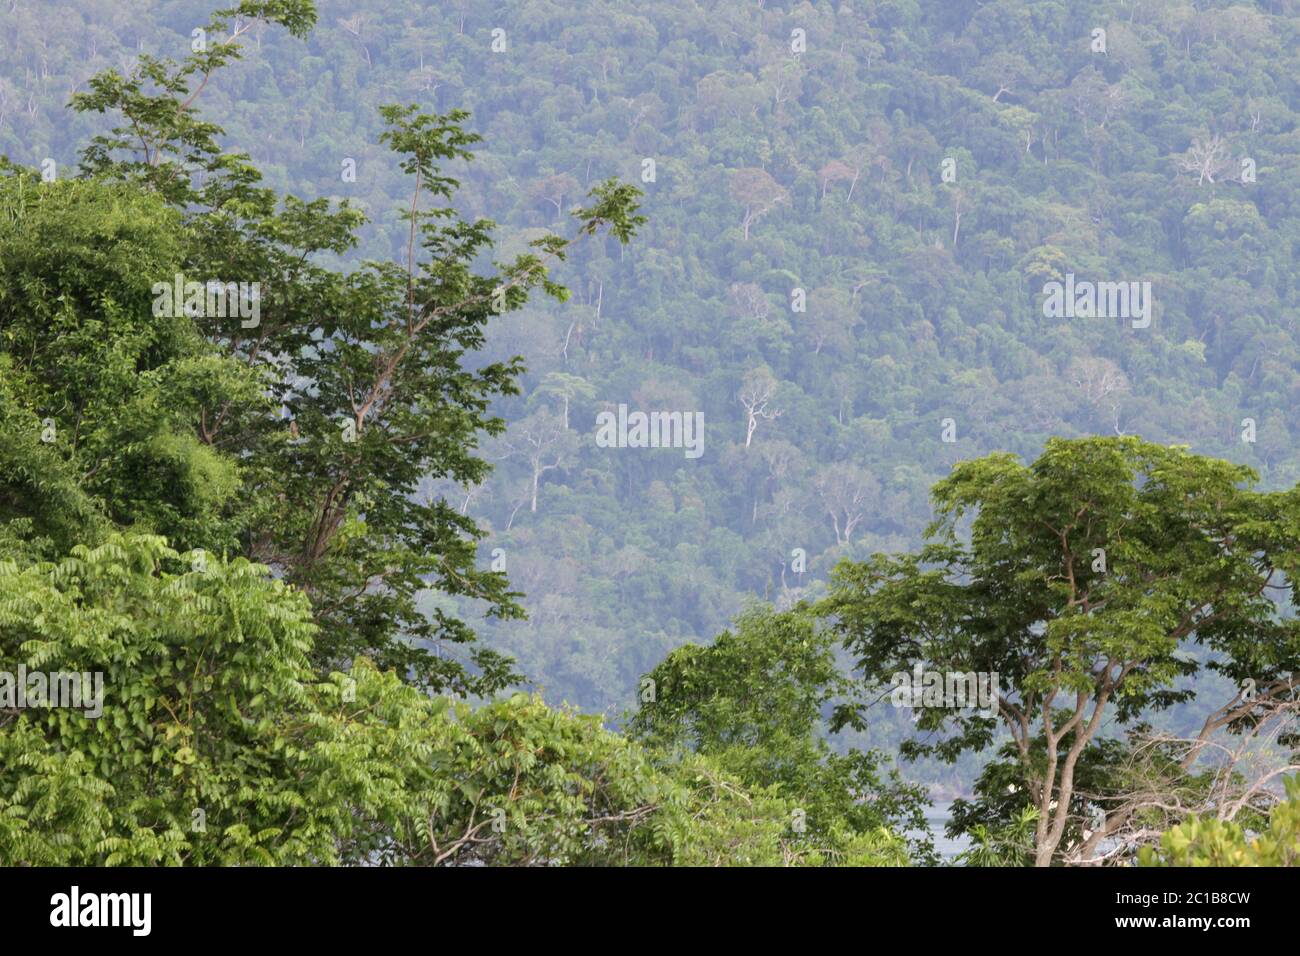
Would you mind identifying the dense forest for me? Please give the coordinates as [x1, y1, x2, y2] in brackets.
[1, 0, 1299, 867]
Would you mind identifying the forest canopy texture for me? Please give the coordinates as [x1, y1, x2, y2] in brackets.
[1, 0, 1299, 867]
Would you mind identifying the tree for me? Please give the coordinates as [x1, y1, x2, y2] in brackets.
[1139, 776, 1300, 867]
[528, 172, 581, 219]
[11, 0, 1300, 865]
[969, 51, 1035, 103]
[818, 159, 856, 200]
[821, 437, 1300, 866]
[502, 409, 576, 513]
[630, 606, 927, 863]
[737, 367, 782, 448]
[1061, 691, 1300, 865]
[0, 534, 378, 865]
[63, 0, 645, 695]
[0, 170, 230, 558]
[730, 167, 788, 240]
[0, 533, 872, 866]
[533, 371, 594, 429]
[1175, 133, 1233, 186]
[726, 283, 791, 358]
[814, 462, 880, 544]
[421, 690, 915, 867]
[801, 287, 859, 357]
[1065, 356, 1129, 406]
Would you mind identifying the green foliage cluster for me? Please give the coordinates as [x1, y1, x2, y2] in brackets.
[9, 1, 1300, 797]
[0, 1, 909, 866]
[632, 605, 931, 861]
[3, 0, 1300, 867]
[1139, 776, 1300, 866]
[0, 533, 908, 865]
[822, 436, 1300, 864]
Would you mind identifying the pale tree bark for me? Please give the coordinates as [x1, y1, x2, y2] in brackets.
[730, 168, 788, 240]
[737, 368, 782, 448]
[1067, 676, 1300, 865]
[813, 463, 878, 544]
[1177, 134, 1231, 185]
[994, 538, 1284, 866]
[502, 412, 572, 514]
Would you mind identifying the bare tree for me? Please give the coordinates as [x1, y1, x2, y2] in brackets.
[737, 368, 782, 448]
[728, 282, 772, 326]
[1066, 356, 1130, 406]
[760, 59, 803, 113]
[758, 439, 803, 489]
[818, 159, 856, 200]
[528, 173, 581, 218]
[1176, 133, 1232, 185]
[814, 462, 879, 544]
[950, 188, 964, 248]
[970, 51, 1034, 103]
[337, 15, 372, 67]
[457, 480, 492, 516]
[502, 411, 574, 513]
[1067, 677, 1300, 865]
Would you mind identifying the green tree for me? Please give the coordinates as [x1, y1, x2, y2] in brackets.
[631, 605, 929, 862]
[821, 436, 1300, 866]
[532, 371, 595, 429]
[62, 0, 645, 694]
[0, 168, 250, 557]
[0, 533, 884, 866]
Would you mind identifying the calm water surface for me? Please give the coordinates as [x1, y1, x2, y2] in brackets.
[919, 801, 971, 864]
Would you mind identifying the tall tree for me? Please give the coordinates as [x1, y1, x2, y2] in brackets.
[65, 0, 645, 694]
[631, 606, 930, 863]
[821, 437, 1300, 866]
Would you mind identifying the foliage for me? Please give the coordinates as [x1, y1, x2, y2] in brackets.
[1139, 776, 1300, 867]
[6, 0, 1300, 865]
[6, 0, 646, 695]
[820, 436, 1300, 865]
[955, 805, 1038, 868]
[0, 534, 904, 866]
[10, 0, 1300, 782]
[631, 604, 931, 861]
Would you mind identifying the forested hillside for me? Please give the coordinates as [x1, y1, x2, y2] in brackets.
[5, 0, 1299, 729]
[3, 0, 1300, 872]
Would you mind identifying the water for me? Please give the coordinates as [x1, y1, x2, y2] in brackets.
[919, 801, 972, 864]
